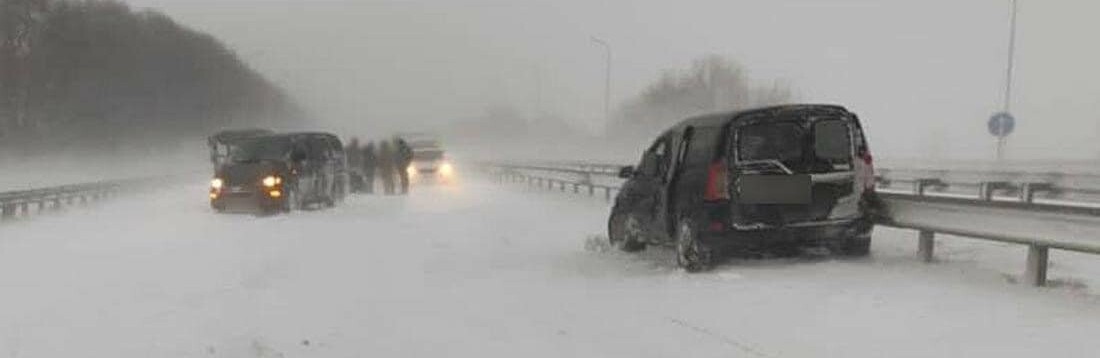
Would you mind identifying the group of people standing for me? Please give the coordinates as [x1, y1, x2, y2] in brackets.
[345, 137, 414, 195]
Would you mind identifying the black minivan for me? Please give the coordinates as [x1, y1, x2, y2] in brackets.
[609, 104, 877, 271]
[210, 132, 349, 214]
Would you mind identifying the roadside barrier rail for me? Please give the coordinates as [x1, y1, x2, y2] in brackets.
[0, 177, 165, 222]
[482, 161, 1100, 287]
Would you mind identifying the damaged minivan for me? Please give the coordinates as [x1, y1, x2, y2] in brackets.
[609, 104, 877, 271]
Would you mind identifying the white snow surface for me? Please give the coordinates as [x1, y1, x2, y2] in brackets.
[2, 177, 1100, 357]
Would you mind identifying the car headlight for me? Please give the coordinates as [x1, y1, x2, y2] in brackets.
[211, 178, 224, 190]
[262, 175, 282, 187]
[407, 165, 417, 177]
[440, 162, 454, 177]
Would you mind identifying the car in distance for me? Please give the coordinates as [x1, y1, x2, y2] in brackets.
[397, 134, 455, 184]
[406, 144, 455, 184]
[608, 104, 877, 271]
[210, 132, 348, 214]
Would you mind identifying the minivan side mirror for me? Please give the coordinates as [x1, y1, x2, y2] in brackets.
[618, 166, 636, 179]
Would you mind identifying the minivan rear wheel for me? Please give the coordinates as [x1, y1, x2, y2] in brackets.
[834, 235, 871, 257]
[677, 219, 714, 272]
[608, 211, 646, 252]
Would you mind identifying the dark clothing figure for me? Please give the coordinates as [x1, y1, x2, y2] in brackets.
[361, 142, 377, 194]
[394, 138, 414, 194]
[346, 138, 362, 192]
[377, 141, 396, 195]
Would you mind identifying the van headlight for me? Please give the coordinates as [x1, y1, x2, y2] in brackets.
[440, 162, 454, 177]
[210, 178, 224, 190]
[262, 175, 282, 187]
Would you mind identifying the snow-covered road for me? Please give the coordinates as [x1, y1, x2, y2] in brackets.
[3, 178, 1100, 357]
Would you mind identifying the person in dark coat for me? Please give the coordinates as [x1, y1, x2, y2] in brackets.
[394, 137, 414, 195]
[346, 138, 362, 193]
[361, 141, 377, 194]
[377, 140, 396, 195]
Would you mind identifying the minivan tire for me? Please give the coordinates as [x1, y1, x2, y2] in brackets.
[835, 236, 871, 257]
[608, 211, 646, 252]
[676, 219, 714, 272]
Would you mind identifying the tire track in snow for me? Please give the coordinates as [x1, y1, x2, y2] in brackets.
[667, 317, 775, 358]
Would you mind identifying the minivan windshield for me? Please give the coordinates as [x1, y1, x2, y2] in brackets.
[230, 138, 291, 163]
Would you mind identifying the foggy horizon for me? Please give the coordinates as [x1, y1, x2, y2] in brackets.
[120, 0, 1100, 161]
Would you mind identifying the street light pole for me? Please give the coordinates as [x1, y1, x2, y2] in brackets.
[591, 37, 611, 124]
[997, 0, 1019, 161]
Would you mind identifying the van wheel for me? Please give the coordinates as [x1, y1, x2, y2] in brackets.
[835, 235, 872, 257]
[608, 211, 646, 252]
[677, 219, 714, 272]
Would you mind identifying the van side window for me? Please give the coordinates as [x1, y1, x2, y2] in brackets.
[813, 120, 852, 164]
[685, 127, 721, 166]
[853, 122, 869, 153]
[639, 136, 670, 177]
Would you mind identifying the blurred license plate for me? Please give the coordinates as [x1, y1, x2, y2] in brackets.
[738, 174, 811, 204]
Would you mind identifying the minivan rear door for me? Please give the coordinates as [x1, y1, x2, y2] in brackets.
[730, 116, 858, 227]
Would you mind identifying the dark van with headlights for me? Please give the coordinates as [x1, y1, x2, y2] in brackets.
[210, 132, 348, 214]
[609, 104, 877, 271]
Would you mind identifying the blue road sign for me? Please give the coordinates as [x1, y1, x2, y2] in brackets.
[988, 112, 1016, 138]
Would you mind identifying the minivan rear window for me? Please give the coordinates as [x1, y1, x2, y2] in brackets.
[737, 122, 804, 162]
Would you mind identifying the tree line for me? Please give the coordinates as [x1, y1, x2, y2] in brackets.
[610, 54, 793, 139]
[0, 0, 304, 155]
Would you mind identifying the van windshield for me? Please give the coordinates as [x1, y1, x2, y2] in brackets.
[230, 138, 290, 163]
[414, 149, 444, 161]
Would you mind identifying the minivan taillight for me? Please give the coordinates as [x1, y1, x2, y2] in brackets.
[704, 161, 730, 202]
[859, 149, 873, 166]
[859, 149, 875, 190]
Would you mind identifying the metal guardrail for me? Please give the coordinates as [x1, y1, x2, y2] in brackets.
[482, 161, 1100, 287]
[0, 177, 164, 222]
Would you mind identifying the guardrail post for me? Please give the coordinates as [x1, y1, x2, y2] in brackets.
[914, 178, 946, 196]
[979, 181, 1011, 201]
[1019, 182, 1054, 203]
[1025, 245, 1049, 287]
[19, 202, 29, 217]
[604, 187, 611, 202]
[588, 185, 595, 196]
[918, 230, 935, 262]
[573, 183, 579, 194]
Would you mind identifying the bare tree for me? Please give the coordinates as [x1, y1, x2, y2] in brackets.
[610, 54, 794, 139]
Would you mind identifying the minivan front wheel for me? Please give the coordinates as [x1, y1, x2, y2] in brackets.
[608, 211, 646, 252]
[677, 219, 714, 272]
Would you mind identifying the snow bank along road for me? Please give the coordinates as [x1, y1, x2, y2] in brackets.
[3, 178, 1100, 357]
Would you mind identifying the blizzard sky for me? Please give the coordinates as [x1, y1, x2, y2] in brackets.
[123, 0, 1100, 161]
